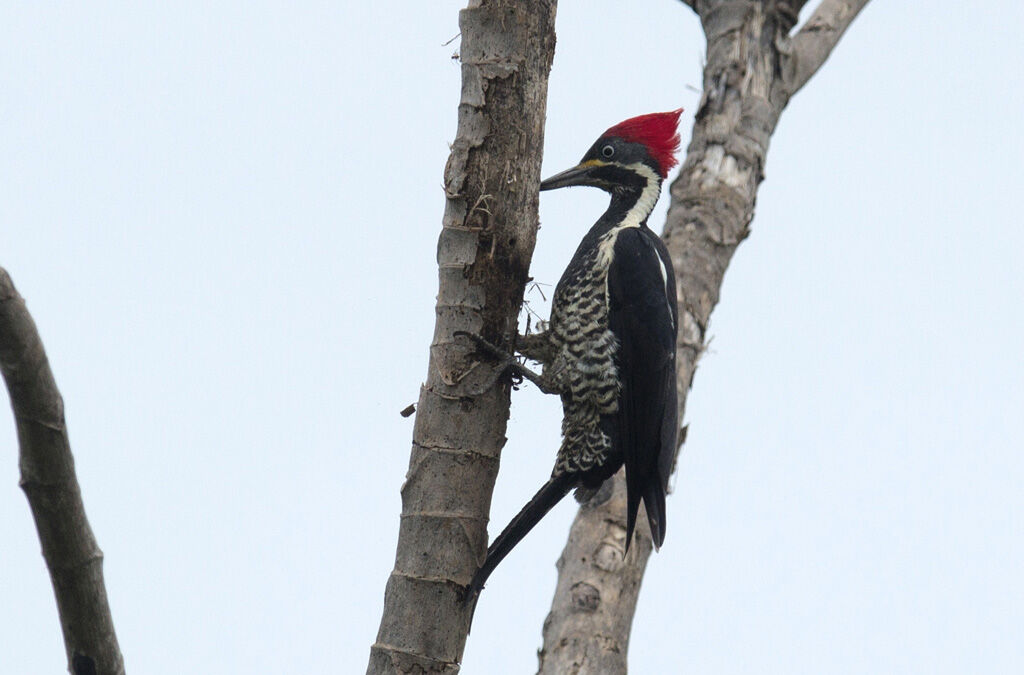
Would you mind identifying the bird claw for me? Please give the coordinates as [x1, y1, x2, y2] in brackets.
[454, 331, 560, 395]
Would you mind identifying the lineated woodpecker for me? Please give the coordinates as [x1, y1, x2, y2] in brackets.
[464, 110, 682, 600]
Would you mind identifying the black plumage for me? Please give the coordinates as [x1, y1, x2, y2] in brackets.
[607, 226, 679, 548]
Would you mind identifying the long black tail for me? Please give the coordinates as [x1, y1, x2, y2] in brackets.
[643, 477, 667, 549]
[467, 473, 574, 600]
[624, 472, 667, 554]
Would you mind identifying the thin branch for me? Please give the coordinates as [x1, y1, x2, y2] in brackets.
[0, 267, 124, 675]
[788, 0, 871, 93]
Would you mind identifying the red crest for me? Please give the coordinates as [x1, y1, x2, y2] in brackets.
[603, 109, 683, 178]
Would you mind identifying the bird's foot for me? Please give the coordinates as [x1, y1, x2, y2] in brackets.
[515, 330, 555, 363]
[454, 331, 560, 395]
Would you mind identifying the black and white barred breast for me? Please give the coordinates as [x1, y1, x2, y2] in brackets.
[545, 231, 622, 475]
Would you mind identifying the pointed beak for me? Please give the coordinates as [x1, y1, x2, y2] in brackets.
[539, 160, 606, 191]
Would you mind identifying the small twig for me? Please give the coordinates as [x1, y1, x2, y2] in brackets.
[526, 280, 550, 302]
[521, 298, 547, 325]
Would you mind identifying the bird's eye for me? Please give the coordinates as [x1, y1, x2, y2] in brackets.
[601, 144, 615, 158]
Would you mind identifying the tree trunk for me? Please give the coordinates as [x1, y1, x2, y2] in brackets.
[0, 268, 124, 675]
[367, 1, 557, 673]
[537, 1, 870, 672]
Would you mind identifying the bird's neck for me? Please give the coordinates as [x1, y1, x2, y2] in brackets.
[603, 163, 663, 231]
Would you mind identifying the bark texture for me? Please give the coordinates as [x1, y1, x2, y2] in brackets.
[367, 1, 557, 673]
[537, 1, 870, 672]
[0, 268, 124, 675]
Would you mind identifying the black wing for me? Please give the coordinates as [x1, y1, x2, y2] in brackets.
[606, 227, 679, 549]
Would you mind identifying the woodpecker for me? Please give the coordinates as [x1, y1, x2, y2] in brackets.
[465, 110, 682, 600]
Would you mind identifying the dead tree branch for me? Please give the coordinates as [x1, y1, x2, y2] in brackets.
[0, 267, 124, 675]
[538, 1, 870, 672]
[789, 0, 871, 93]
[366, 1, 558, 673]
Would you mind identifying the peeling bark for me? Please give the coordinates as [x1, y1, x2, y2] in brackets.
[538, 1, 870, 673]
[0, 268, 124, 675]
[367, 1, 557, 673]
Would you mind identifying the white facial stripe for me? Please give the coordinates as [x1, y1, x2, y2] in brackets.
[595, 162, 665, 270]
[620, 162, 662, 229]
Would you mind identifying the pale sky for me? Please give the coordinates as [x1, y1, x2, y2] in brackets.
[2, 2, 1022, 673]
